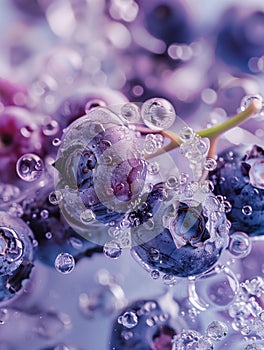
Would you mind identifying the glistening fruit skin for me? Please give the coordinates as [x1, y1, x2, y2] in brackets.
[110, 299, 176, 350]
[131, 198, 228, 278]
[210, 144, 264, 236]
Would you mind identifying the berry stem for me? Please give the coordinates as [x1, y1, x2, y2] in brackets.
[147, 100, 262, 159]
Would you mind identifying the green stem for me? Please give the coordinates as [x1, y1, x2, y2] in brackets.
[148, 99, 262, 159]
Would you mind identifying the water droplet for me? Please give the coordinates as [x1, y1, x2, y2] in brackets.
[163, 274, 177, 286]
[150, 270, 160, 280]
[119, 311, 138, 328]
[80, 209, 96, 224]
[45, 231, 53, 239]
[166, 176, 179, 189]
[240, 94, 263, 111]
[149, 248, 160, 261]
[42, 120, 59, 136]
[16, 154, 44, 182]
[144, 139, 158, 154]
[141, 98, 176, 130]
[179, 126, 194, 142]
[40, 209, 49, 219]
[54, 253, 75, 274]
[52, 138, 62, 146]
[242, 205, 253, 216]
[103, 241, 122, 259]
[121, 330, 133, 340]
[121, 103, 140, 122]
[204, 158, 217, 171]
[206, 321, 228, 341]
[49, 191, 63, 205]
[228, 232, 252, 258]
[147, 161, 160, 175]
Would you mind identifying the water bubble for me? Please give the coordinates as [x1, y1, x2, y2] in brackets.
[196, 337, 214, 350]
[121, 331, 133, 340]
[119, 311, 138, 329]
[179, 126, 194, 142]
[40, 209, 49, 219]
[80, 209, 96, 224]
[149, 248, 160, 261]
[147, 161, 160, 175]
[243, 276, 264, 297]
[45, 232, 53, 239]
[206, 321, 228, 341]
[141, 97, 176, 131]
[163, 274, 177, 286]
[242, 205, 253, 216]
[0, 226, 24, 270]
[49, 191, 63, 205]
[244, 343, 264, 350]
[166, 176, 179, 189]
[54, 253, 75, 274]
[121, 103, 140, 122]
[240, 95, 263, 111]
[103, 241, 122, 259]
[144, 139, 158, 154]
[204, 158, 217, 171]
[52, 138, 62, 146]
[42, 120, 59, 136]
[16, 153, 44, 182]
[228, 232, 252, 258]
[150, 270, 160, 280]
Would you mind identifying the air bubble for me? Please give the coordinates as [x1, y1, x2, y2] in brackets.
[42, 120, 59, 136]
[149, 248, 160, 261]
[40, 209, 49, 219]
[228, 232, 252, 258]
[204, 158, 217, 171]
[141, 98, 176, 131]
[179, 126, 194, 142]
[121, 103, 140, 122]
[80, 209, 96, 224]
[147, 162, 160, 175]
[16, 153, 44, 182]
[49, 191, 63, 205]
[103, 241, 122, 259]
[166, 176, 179, 189]
[150, 270, 160, 280]
[52, 138, 62, 146]
[242, 205, 253, 216]
[119, 311, 138, 329]
[206, 321, 228, 341]
[54, 253, 75, 274]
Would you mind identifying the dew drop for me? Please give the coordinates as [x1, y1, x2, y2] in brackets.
[150, 270, 160, 280]
[16, 154, 44, 182]
[121, 103, 140, 122]
[119, 311, 138, 329]
[141, 98, 176, 131]
[242, 205, 253, 216]
[206, 320, 228, 341]
[42, 120, 59, 136]
[228, 231, 252, 258]
[204, 158, 217, 171]
[103, 241, 122, 259]
[49, 191, 63, 205]
[54, 253, 75, 274]
[80, 209, 96, 224]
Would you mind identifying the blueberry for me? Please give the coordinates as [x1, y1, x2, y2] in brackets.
[131, 186, 228, 277]
[109, 299, 176, 350]
[210, 144, 264, 236]
[138, 0, 195, 46]
[0, 212, 35, 302]
[54, 107, 147, 227]
[215, 6, 264, 73]
[21, 185, 102, 267]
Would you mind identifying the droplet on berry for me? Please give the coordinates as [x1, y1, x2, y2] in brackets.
[240, 94, 263, 112]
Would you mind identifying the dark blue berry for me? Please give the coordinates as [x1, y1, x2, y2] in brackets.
[210, 144, 264, 236]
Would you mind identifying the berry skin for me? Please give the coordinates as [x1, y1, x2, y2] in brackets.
[21, 185, 102, 267]
[210, 144, 264, 236]
[215, 6, 264, 73]
[131, 191, 228, 278]
[110, 299, 176, 350]
[54, 107, 147, 226]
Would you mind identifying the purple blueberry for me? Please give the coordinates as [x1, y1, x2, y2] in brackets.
[215, 6, 264, 73]
[210, 144, 264, 236]
[21, 185, 102, 266]
[131, 195, 228, 278]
